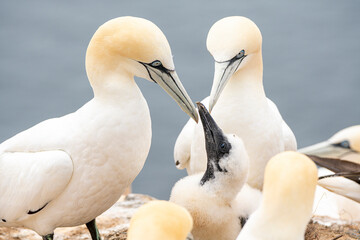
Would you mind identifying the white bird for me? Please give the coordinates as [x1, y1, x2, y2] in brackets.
[127, 200, 193, 240]
[300, 125, 360, 163]
[299, 126, 360, 213]
[0, 16, 198, 240]
[174, 16, 296, 190]
[170, 103, 261, 240]
[237, 151, 318, 240]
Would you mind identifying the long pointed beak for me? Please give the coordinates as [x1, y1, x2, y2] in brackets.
[209, 57, 244, 112]
[298, 141, 351, 159]
[198, 102, 224, 151]
[197, 102, 228, 185]
[148, 67, 198, 122]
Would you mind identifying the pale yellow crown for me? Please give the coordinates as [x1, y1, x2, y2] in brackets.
[206, 16, 262, 62]
[330, 125, 360, 152]
[127, 200, 193, 240]
[86, 16, 174, 75]
[262, 151, 317, 218]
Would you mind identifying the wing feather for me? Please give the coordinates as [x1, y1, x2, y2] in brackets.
[0, 150, 73, 222]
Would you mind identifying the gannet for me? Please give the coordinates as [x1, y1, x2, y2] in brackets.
[300, 126, 360, 203]
[174, 16, 296, 190]
[300, 125, 360, 163]
[0, 16, 198, 240]
[237, 152, 318, 240]
[171, 103, 261, 240]
[127, 200, 193, 240]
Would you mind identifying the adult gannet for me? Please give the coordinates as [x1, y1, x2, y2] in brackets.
[174, 16, 296, 190]
[127, 200, 193, 240]
[299, 126, 360, 221]
[171, 103, 261, 240]
[237, 152, 318, 240]
[0, 16, 198, 240]
[300, 125, 360, 163]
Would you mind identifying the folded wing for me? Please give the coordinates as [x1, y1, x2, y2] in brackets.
[0, 150, 73, 222]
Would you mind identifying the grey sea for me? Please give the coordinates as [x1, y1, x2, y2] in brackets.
[0, 0, 359, 199]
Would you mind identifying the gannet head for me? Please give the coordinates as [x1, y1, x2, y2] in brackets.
[206, 16, 262, 111]
[300, 125, 360, 162]
[197, 102, 249, 199]
[260, 152, 317, 237]
[86, 16, 198, 122]
[127, 200, 193, 240]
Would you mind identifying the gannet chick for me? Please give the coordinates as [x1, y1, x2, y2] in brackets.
[0, 16, 198, 240]
[300, 125, 360, 163]
[174, 16, 296, 190]
[171, 102, 257, 240]
[127, 201, 193, 240]
[237, 152, 318, 240]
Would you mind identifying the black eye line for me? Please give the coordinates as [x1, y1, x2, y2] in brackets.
[332, 140, 351, 149]
[138, 62, 157, 83]
[215, 50, 246, 64]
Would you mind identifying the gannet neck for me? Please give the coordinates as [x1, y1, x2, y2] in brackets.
[232, 51, 263, 91]
[218, 51, 265, 106]
[86, 55, 139, 102]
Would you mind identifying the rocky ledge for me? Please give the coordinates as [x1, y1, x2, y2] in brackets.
[0, 194, 359, 240]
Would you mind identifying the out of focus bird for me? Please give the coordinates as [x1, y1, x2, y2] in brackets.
[300, 125, 360, 163]
[174, 16, 296, 190]
[0, 16, 198, 240]
[127, 200, 193, 240]
[171, 103, 261, 240]
[237, 152, 317, 240]
[300, 125, 360, 204]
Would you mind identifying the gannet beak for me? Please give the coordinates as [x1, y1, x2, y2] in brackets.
[144, 64, 198, 122]
[299, 141, 353, 159]
[197, 102, 229, 184]
[209, 56, 246, 112]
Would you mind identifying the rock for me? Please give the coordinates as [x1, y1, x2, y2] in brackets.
[0, 194, 155, 240]
[306, 220, 360, 240]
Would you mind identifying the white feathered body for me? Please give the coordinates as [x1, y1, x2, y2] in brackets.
[170, 174, 241, 240]
[0, 81, 151, 235]
[177, 78, 296, 189]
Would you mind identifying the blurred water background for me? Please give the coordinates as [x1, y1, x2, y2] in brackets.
[0, 1, 359, 199]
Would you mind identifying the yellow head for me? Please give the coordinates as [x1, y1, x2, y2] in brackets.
[206, 16, 263, 111]
[127, 200, 193, 240]
[85, 16, 198, 121]
[260, 151, 317, 237]
[207, 16, 262, 62]
[329, 125, 360, 153]
[299, 125, 360, 163]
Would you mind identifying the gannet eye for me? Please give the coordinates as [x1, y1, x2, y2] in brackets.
[150, 60, 162, 67]
[219, 142, 228, 152]
[235, 50, 245, 59]
[340, 140, 350, 149]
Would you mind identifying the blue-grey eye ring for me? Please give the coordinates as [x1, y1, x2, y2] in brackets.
[151, 60, 162, 67]
[236, 50, 245, 59]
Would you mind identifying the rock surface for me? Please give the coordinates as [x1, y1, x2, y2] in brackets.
[1, 193, 359, 240]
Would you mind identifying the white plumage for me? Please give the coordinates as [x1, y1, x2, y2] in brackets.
[0, 16, 197, 239]
[174, 16, 296, 189]
[171, 103, 261, 240]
